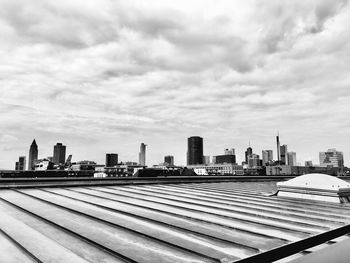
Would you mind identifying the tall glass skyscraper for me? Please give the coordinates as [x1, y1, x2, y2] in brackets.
[53, 143, 66, 165]
[187, 136, 203, 165]
[262, 150, 273, 165]
[280, 145, 288, 165]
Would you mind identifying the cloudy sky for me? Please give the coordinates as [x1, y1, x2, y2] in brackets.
[1, 0, 350, 169]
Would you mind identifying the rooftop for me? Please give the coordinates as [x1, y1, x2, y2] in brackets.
[0, 178, 349, 263]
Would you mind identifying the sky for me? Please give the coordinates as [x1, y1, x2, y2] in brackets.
[1, 0, 350, 169]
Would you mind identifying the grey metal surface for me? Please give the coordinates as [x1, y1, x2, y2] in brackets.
[0, 181, 349, 262]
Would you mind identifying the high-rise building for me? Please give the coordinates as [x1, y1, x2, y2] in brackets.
[287, 152, 296, 166]
[139, 143, 146, 166]
[224, 148, 235, 155]
[319, 149, 344, 168]
[262, 150, 273, 165]
[245, 147, 253, 163]
[248, 154, 260, 168]
[106, 153, 118, 167]
[276, 134, 280, 163]
[28, 139, 38, 170]
[15, 156, 26, 171]
[187, 136, 203, 165]
[53, 143, 66, 165]
[280, 145, 288, 165]
[164, 155, 174, 166]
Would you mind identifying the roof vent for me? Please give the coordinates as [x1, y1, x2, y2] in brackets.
[276, 173, 350, 203]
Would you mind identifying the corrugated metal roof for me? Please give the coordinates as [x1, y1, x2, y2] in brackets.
[0, 181, 349, 263]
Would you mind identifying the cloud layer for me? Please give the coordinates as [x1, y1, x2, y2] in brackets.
[1, 0, 350, 168]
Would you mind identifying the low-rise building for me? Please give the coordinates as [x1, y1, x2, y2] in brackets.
[266, 165, 339, 176]
[187, 164, 244, 175]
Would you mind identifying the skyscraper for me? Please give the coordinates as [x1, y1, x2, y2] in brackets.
[164, 155, 174, 166]
[319, 149, 344, 168]
[245, 147, 253, 163]
[262, 150, 273, 165]
[287, 152, 296, 166]
[276, 133, 280, 163]
[106, 153, 118, 167]
[187, 136, 203, 165]
[139, 143, 146, 166]
[248, 154, 260, 168]
[280, 145, 288, 165]
[28, 139, 38, 170]
[53, 143, 66, 165]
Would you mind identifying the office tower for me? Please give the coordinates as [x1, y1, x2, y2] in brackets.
[305, 161, 313, 167]
[212, 156, 216, 164]
[187, 136, 203, 165]
[203, 156, 210, 165]
[287, 152, 296, 166]
[15, 156, 26, 171]
[164, 155, 174, 166]
[53, 143, 66, 165]
[262, 150, 273, 165]
[245, 147, 253, 163]
[28, 139, 38, 170]
[276, 133, 281, 163]
[106, 153, 118, 167]
[280, 145, 288, 165]
[224, 148, 235, 155]
[248, 154, 260, 168]
[319, 149, 344, 168]
[139, 143, 146, 166]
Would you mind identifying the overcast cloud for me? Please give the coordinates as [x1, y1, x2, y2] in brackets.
[1, 0, 350, 168]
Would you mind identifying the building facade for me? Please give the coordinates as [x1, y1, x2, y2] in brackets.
[53, 143, 66, 165]
[203, 155, 210, 165]
[305, 161, 313, 167]
[280, 145, 288, 165]
[224, 148, 235, 155]
[319, 149, 344, 168]
[106, 153, 118, 167]
[164, 155, 174, 166]
[287, 152, 297, 166]
[15, 156, 26, 171]
[188, 164, 244, 175]
[262, 150, 273, 166]
[139, 143, 147, 166]
[245, 147, 253, 164]
[215, 154, 236, 164]
[187, 136, 203, 165]
[248, 154, 260, 168]
[28, 139, 38, 171]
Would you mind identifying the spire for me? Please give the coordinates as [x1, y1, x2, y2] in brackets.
[31, 139, 37, 146]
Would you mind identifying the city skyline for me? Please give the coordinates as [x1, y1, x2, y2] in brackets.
[3, 134, 346, 169]
[1, 0, 350, 168]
